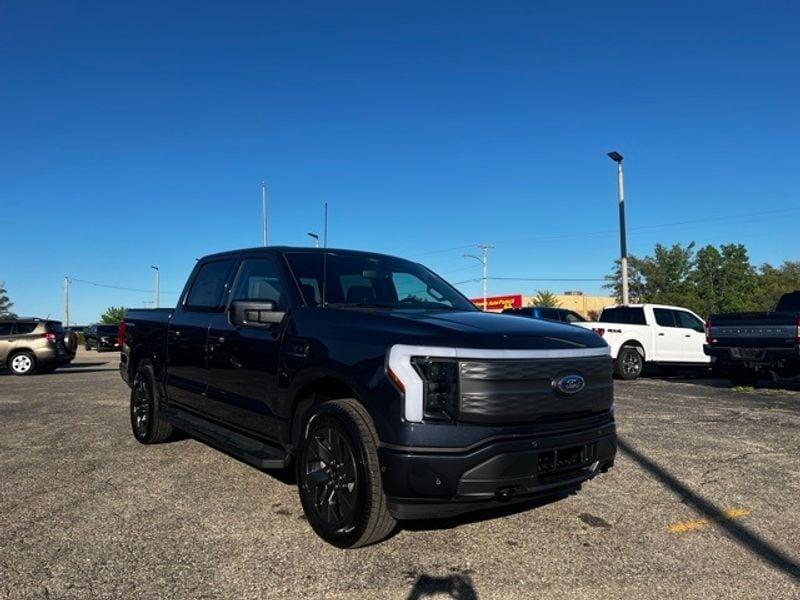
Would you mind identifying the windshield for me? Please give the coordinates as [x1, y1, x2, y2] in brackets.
[286, 251, 477, 311]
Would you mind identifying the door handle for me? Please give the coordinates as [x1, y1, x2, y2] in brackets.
[685, 334, 691, 338]
[658, 333, 665, 336]
[217, 336, 225, 344]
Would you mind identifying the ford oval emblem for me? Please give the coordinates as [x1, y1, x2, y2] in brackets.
[553, 373, 585, 395]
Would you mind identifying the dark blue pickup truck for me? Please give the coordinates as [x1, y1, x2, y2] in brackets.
[120, 247, 616, 547]
[705, 291, 800, 385]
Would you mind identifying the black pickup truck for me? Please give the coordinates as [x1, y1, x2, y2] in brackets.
[705, 291, 800, 385]
[120, 247, 616, 547]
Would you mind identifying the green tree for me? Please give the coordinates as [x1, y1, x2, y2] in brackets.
[603, 255, 647, 304]
[531, 290, 560, 308]
[753, 261, 800, 310]
[0, 282, 15, 318]
[100, 306, 126, 324]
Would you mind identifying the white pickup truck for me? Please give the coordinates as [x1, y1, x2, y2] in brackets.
[575, 304, 710, 379]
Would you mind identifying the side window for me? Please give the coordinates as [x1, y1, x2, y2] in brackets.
[653, 308, 676, 327]
[540, 308, 560, 321]
[13, 322, 37, 335]
[186, 260, 234, 311]
[564, 311, 584, 323]
[0, 323, 13, 336]
[231, 258, 285, 308]
[675, 310, 704, 332]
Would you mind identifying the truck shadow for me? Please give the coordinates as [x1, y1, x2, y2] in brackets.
[406, 573, 478, 599]
[618, 437, 800, 582]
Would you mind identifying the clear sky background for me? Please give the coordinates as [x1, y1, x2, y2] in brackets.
[1, 1, 798, 324]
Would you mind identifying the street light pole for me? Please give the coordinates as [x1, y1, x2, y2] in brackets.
[464, 243, 494, 310]
[607, 151, 629, 305]
[307, 232, 320, 248]
[64, 276, 70, 327]
[261, 182, 268, 247]
[150, 266, 160, 308]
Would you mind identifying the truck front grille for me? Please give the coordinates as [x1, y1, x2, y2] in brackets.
[457, 355, 613, 425]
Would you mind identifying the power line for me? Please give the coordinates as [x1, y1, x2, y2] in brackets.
[70, 277, 180, 295]
[410, 205, 800, 258]
[490, 276, 606, 282]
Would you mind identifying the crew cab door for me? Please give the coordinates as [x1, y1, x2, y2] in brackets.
[165, 258, 235, 411]
[204, 256, 287, 440]
[673, 309, 710, 363]
[651, 308, 684, 362]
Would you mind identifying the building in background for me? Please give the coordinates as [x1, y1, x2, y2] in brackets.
[470, 291, 614, 319]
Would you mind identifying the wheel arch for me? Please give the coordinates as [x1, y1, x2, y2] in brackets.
[6, 347, 37, 369]
[287, 372, 364, 453]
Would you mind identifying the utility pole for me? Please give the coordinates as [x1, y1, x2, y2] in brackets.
[261, 182, 268, 247]
[464, 244, 494, 310]
[607, 151, 629, 305]
[150, 266, 160, 308]
[63, 276, 70, 327]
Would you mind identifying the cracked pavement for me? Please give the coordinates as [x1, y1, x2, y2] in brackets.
[1, 351, 799, 599]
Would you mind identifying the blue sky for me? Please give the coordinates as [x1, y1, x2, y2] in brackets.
[1, 1, 798, 324]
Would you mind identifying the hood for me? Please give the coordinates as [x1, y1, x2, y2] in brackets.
[325, 308, 608, 350]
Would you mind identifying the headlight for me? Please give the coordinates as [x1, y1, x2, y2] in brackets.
[411, 358, 459, 421]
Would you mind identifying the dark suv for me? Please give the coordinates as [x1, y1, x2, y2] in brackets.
[120, 247, 616, 547]
[84, 324, 121, 351]
[0, 318, 75, 375]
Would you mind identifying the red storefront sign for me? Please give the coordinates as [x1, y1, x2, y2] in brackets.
[469, 294, 522, 312]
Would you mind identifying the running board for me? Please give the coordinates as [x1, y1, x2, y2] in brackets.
[163, 406, 289, 470]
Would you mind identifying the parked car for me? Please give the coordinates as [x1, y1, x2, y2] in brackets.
[120, 247, 616, 548]
[0, 318, 75, 375]
[574, 304, 710, 380]
[705, 291, 800, 386]
[84, 324, 121, 351]
[503, 306, 587, 324]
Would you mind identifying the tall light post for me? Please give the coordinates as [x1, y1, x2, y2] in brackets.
[607, 151, 629, 305]
[464, 243, 494, 310]
[261, 182, 268, 247]
[307, 232, 320, 248]
[64, 276, 70, 327]
[150, 265, 160, 308]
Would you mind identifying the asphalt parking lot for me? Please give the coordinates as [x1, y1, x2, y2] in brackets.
[1, 350, 799, 599]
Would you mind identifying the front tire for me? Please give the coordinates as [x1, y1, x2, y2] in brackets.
[130, 360, 174, 444]
[297, 399, 396, 548]
[9, 351, 36, 376]
[615, 345, 644, 380]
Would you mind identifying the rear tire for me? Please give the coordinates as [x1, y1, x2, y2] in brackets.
[615, 345, 644, 380]
[9, 351, 36, 376]
[130, 360, 174, 444]
[296, 399, 396, 548]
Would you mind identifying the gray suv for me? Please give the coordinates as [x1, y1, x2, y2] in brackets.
[0, 319, 76, 375]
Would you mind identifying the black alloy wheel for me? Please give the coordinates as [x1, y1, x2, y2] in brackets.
[129, 361, 173, 444]
[131, 375, 151, 441]
[296, 399, 395, 548]
[302, 425, 360, 529]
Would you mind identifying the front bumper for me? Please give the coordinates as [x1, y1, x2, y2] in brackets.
[378, 419, 616, 519]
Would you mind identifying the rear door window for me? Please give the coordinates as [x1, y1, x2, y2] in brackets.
[539, 309, 561, 321]
[0, 323, 13, 336]
[13, 322, 37, 335]
[564, 311, 586, 323]
[653, 308, 677, 327]
[186, 260, 234, 311]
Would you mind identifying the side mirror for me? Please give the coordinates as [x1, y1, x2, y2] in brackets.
[230, 300, 285, 327]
